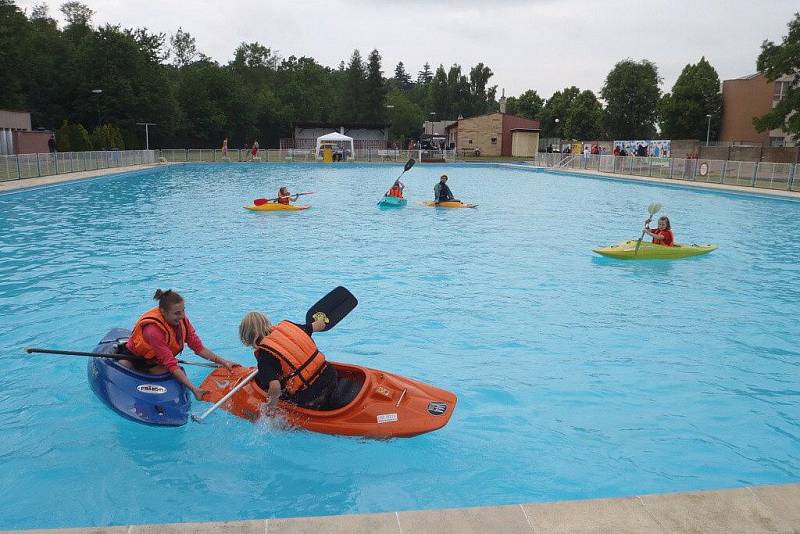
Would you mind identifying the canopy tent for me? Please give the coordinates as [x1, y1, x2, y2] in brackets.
[315, 131, 355, 160]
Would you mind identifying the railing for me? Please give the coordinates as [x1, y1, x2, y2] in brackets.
[0, 150, 157, 183]
[532, 154, 799, 192]
[157, 148, 457, 163]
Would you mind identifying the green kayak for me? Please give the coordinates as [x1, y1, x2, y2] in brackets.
[593, 240, 718, 260]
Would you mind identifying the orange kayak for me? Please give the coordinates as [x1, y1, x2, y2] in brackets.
[200, 362, 456, 438]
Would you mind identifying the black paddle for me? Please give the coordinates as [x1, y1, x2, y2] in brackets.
[378, 158, 415, 205]
[305, 286, 358, 332]
[24, 347, 220, 368]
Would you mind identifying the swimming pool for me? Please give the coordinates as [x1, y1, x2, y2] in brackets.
[1, 163, 798, 529]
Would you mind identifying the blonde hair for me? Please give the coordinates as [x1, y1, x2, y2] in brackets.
[239, 311, 273, 348]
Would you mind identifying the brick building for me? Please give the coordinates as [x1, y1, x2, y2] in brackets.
[445, 113, 540, 157]
[0, 110, 52, 155]
[720, 73, 796, 147]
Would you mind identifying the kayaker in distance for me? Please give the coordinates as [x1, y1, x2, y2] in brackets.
[385, 179, 405, 198]
[121, 289, 239, 400]
[238, 311, 347, 411]
[644, 216, 674, 246]
[276, 187, 299, 205]
[434, 175, 459, 204]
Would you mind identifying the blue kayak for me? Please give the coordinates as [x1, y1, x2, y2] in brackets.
[87, 328, 191, 426]
[377, 196, 407, 208]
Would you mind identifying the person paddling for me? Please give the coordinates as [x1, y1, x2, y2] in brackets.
[643, 216, 674, 246]
[434, 175, 458, 204]
[276, 186, 299, 205]
[385, 179, 405, 198]
[121, 289, 238, 400]
[238, 311, 346, 411]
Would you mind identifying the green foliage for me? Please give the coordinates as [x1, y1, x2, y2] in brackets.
[601, 59, 661, 139]
[392, 62, 412, 91]
[60, 1, 93, 27]
[754, 12, 800, 138]
[91, 123, 124, 150]
[56, 120, 92, 151]
[514, 90, 543, 120]
[417, 62, 433, 84]
[170, 26, 197, 67]
[364, 49, 387, 123]
[540, 86, 580, 138]
[658, 57, 722, 140]
[563, 90, 605, 140]
[386, 91, 424, 142]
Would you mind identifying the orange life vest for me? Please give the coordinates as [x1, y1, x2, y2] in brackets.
[387, 185, 403, 198]
[256, 320, 327, 395]
[127, 307, 187, 359]
[277, 193, 290, 205]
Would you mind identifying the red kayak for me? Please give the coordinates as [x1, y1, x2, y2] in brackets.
[199, 362, 456, 438]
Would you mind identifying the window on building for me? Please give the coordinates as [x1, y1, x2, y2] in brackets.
[774, 81, 789, 100]
[769, 137, 785, 147]
[491, 137, 497, 144]
[468, 139, 473, 144]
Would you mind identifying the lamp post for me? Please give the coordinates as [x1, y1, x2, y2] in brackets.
[429, 111, 436, 136]
[136, 122, 157, 150]
[554, 118, 560, 151]
[705, 114, 712, 146]
[91, 89, 103, 127]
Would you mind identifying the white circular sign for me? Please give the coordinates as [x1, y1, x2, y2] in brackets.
[699, 162, 709, 176]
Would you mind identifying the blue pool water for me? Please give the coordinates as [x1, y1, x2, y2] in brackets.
[1, 163, 799, 529]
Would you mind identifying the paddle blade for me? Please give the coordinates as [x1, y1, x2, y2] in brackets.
[254, 198, 268, 206]
[306, 286, 358, 332]
[648, 202, 662, 216]
[404, 158, 416, 172]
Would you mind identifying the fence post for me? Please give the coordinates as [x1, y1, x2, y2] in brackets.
[751, 162, 759, 187]
[36, 153, 41, 177]
[668, 157, 675, 179]
[15, 155, 21, 179]
[647, 157, 653, 177]
[789, 163, 796, 191]
[720, 160, 727, 185]
[185, 149, 189, 162]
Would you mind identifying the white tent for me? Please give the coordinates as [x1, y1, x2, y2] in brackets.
[315, 131, 355, 160]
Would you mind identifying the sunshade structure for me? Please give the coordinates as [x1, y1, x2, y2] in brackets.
[315, 131, 354, 160]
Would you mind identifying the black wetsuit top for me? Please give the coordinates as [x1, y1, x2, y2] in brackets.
[436, 183, 454, 202]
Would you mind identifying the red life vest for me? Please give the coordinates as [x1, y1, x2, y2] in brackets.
[651, 228, 674, 246]
[256, 321, 327, 395]
[387, 185, 403, 198]
[277, 194, 290, 205]
[127, 307, 187, 359]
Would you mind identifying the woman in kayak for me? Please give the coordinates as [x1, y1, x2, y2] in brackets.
[276, 187, 299, 205]
[385, 179, 405, 198]
[644, 216, 674, 246]
[122, 289, 238, 400]
[434, 175, 459, 204]
[238, 311, 344, 411]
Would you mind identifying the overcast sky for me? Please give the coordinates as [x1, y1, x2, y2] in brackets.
[16, 0, 799, 99]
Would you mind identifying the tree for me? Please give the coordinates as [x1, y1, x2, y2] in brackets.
[563, 90, 605, 140]
[92, 123, 124, 150]
[430, 65, 449, 117]
[754, 12, 800, 140]
[233, 41, 278, 69]
[658, 57, 722, 140]
[364, 49, 387, 123]
[417, 62, 433, 84]
[392, 61, 412, 91]
[386, 90, 424, 143]
[60, 1, 93, 27]
[338, 49, 367, 122]
[514, 90, 543, 119]
[56, 120, 92, 151]
[601, 59, 661, 139]
[540, 86, 580, 138]
[170, 27, 197, 67]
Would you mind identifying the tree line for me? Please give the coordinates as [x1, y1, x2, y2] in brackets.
[1, 1, 796, 150]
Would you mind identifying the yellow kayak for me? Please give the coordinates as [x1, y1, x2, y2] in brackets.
[593, 240, 718, 260]
[422, 201, 478, 209]
[243, 203, 310, 212]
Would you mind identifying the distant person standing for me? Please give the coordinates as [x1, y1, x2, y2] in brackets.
[48, 135, 57, 153]
[221, 138, 229, 159]
[250, 140, 260, 161]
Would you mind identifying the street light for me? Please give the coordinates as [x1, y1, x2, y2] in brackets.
[705, 114, 712, 146]
[554, 118, 560, 151]
[429, 111, 436, 136]
[91, 89, 103, 127]
[136, 122, 157, 150]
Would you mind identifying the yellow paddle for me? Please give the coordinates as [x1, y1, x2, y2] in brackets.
[634, 202, 663, 255]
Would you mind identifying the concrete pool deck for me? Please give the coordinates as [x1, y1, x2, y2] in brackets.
[0, 163, 165, 194]
[5, 483, 800, 533]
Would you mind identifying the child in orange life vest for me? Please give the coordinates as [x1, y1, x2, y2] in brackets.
[385, 179, 405, 198]
[123, 289, 239, 400]
[643, 216, 674, 246]
[276, 187, 299, 205]
[238, 312, 344, 410]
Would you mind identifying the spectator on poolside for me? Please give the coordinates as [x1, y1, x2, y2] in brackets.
[48, 135, 57, 153]
[251, 141, 260, 161]
[644, 216, 674, 246]
[121, 289, 239, 400]
[591, 144, 600, 155]
[613, 145, 621, 157]
[619, 147, 628, 157]
[221, 138, 229, 159]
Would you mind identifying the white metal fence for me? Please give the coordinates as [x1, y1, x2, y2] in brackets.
[0, 150, 157, 182]
[157, 148, 457, 163]
[532, 153, 800, 192]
